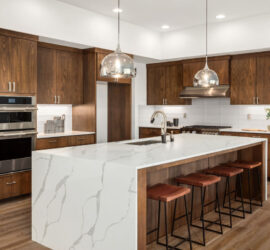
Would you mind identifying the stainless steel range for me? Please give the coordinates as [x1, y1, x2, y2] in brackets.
[180, 125, 232, 135]
[0, 96, 37, 174]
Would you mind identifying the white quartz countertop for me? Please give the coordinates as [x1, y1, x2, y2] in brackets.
[220, 128, 270, 135]
[35, 134, 266, 170]
[37, 130, 95, 139]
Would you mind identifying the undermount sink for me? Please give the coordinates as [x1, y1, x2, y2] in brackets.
[126, 140, 161, 146]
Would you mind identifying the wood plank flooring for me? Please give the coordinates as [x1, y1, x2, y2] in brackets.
[0, 183, 269, 250]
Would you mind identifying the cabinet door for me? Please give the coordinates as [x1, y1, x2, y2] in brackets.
[11, 37, 37, 94]
[56, 50, 83, 104]
[165, 64, 190, 105]
[230, 55, 256, 104]
[68, 134, 95, 146]
[36, 137, 69, 150]
[0, 35, 11, 93]
[139, 127, 161, 139]
[0, 175, 12, 200]
[147, 66, 166, 105]
[37, 46, 57, 104]
[96, 52, 131, 84]
[182, 57, 230, 87]
[11, 171, 31, 197]
[256, 54, 270, 104]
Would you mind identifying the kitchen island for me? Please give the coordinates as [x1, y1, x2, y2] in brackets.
[32, 134, 267, 250]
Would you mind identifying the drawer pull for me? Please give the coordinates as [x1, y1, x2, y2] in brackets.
[48, 140, 57, 143]
[78, 138, 86, 140]
[6, 181, 16, 185]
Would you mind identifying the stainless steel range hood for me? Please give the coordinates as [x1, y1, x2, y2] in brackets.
[179, 85, 230, 99]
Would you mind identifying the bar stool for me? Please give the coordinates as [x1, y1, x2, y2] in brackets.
[226, 161, 263, 214]
[174, 173, 223, 246]
[204, 165, 245, 228]
[147, 183, 192, 250]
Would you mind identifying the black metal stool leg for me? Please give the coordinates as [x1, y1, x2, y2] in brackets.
[164, 202, 169, 250]
[156, 200, 161, 245]
[222, 177, 228, 208]
[171, 199, 177, 236]
[239, 173, 245, 219]
[227, 177, 232, 228]
[216, 183, 223, 234]
[190, 186, 194, 225]
[184, 195, 193, 250]
[248, 169, 253, 213]
[200, 186, 206, 246]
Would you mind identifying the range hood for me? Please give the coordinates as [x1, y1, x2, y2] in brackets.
[179, 85, 230, 99]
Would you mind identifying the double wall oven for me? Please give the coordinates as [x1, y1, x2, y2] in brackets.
[0, 96, 37, 174]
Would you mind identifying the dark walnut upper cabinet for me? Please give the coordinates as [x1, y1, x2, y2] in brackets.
[0, 29, 38, 95]
[230, 52, 270, 105]
[147, 62, 190, 105]
[182, 56, 230, 87]
[37, 43, 83, 104]
[95, 48, 132, 84]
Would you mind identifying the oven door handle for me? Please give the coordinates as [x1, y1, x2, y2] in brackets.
[0, 107, 38, 112]
[0, 131, 38, 137]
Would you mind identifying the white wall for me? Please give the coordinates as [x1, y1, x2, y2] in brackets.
[0, 0, 161, 59]
[132, 63, 147, 139]
[162, 14, 270, 60]
[37, 104, 72, 134]
[96, 82, 108, 143]
[139, 99, 270, 130]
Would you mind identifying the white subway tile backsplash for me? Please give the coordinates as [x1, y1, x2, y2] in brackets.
[139, 98, 270, 129]
[37, 104, 72, 133]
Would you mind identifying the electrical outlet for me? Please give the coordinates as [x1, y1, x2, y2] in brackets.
[247, 114, 251, 120]
[183, 113, 187, 119]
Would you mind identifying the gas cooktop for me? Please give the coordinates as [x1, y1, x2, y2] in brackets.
[180, 125, 232, 134]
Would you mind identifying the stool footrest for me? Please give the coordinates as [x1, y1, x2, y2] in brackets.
[172, 233, 205, 247]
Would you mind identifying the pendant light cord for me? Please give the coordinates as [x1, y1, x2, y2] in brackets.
[205, 0, 208, 65]
[117, 0, 121, 51]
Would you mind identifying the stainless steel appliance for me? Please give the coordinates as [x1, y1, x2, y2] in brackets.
[0, 96, 37, 174]
[180, 125, 232, 135]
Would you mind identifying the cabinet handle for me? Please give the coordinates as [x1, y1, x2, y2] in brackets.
[58, 96, 60, 104]
[253, 97, 256, 104]
[48, 140, 57, 143]
[257, 97, 259, 104]
[6, 182, 13, 185]
[8, 82, 12, 92]
[54, 96, 57, 104]
[13, 82, 16, 92]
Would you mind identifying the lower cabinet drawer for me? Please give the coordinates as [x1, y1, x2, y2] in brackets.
[36, 137, 69, 150]
[68, 134, 95, 146]
[0, 171, 31, 200]
[36, 134, 95, 150]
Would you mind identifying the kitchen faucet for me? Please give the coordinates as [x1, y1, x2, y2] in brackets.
[150, 111, 168, 143]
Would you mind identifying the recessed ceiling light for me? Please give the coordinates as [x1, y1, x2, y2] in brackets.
[161, 25, 170, 30]
[216, 14, 226, 19]
[113, 8, 123, 13]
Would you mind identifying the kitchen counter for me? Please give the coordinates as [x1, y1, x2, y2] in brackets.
[32, 134, 267, 250]
[37, 130, 95, 139]
[139, 125, 181, 129]
[220, 128, 270, 135]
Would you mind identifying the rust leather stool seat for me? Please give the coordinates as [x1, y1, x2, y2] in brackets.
[174, 173, 223, 247]
[204, 165, 245, 228]
[147, 183, 192, 250]
[175, 173, 221, 187]
[226, 161, 263, 214]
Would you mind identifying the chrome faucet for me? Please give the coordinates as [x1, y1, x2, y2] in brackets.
[150, 111, 167, 143]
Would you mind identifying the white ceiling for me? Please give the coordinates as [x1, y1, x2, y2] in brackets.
[57, 0, 270, 32]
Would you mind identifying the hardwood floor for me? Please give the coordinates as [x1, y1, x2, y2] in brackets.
[0, 183, 269, 250]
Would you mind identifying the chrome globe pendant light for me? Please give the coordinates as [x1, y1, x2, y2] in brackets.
[100, 0, 136, 80]
[193, 0, 219, 87]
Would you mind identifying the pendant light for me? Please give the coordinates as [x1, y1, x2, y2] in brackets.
[193, 0, 219, 87]
[100, 0, 136, 79]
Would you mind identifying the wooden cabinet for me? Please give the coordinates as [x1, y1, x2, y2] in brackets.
[230, 55, 257, 104]
[147, 63, 190, 105]
[0, 171, 31, 200]
[0, 29, 37, 95]
[230, 53, 270, 105]
[96, 50, 132, 84]
[139, 127, 180, 139]
[182, 56, 230, 87]
[37, 43, 83, 104]
[220, 131, 270, 178]
[36, 134, 95, 150]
